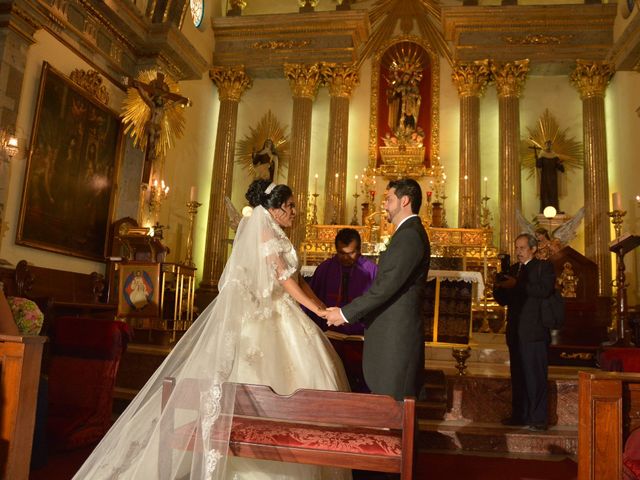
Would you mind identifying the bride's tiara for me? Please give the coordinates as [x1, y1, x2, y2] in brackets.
[264, 183, 276, 194]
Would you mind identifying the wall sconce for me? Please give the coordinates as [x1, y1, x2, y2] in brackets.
[0, 129, 19, 161]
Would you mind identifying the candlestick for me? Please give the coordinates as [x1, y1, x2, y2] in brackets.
[184, 200, 203, 267]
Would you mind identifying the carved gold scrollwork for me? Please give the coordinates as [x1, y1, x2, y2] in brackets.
[251, 40, 311, 50]
[283, 63, 322, 99]
[70, 69, 109, 105]
[569, 60, 615, 99]
[451, 60, 491, 98]
[502, 34, 574, 45]
[560, 352, 594, 360]
[320, 63, 360, 99]
[209, 66, 252, 102]
[491, 59, 530, 98]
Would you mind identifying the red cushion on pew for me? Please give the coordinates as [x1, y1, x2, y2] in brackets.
[230, 417, 401, 456]
[170, 416, 401, 456]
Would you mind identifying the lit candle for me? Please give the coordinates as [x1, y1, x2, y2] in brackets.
[7, 136, 18, 148]
[612, 192, 623, 211]
[354, 175, 358, 192]
[190, 186, 197, 202]
[483, 176, 488, 198]
[314, 174, 318, 195]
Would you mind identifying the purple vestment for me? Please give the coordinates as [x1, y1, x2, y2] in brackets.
[306, 255, 378, 335]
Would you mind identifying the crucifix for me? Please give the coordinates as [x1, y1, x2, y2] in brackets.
[127, 72, 190, 184]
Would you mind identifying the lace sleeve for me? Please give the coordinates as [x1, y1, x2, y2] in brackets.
[259, 224, 298, 283]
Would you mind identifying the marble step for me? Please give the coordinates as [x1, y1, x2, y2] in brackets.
[419, 419, 578, 456]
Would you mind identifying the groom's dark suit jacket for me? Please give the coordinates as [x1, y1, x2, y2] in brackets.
[341, 216, 430, 400]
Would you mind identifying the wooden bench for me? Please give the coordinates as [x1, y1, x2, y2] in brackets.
[0, 334, 46, 479]
[161, 378, 415, 479]
[578, 370, 640, 480]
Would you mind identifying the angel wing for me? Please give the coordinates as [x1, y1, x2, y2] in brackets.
[552, 207, 585, 244]
[224, 196, 243, 231]
[516, 208, 536, 236]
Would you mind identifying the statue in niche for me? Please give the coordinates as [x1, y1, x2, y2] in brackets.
[385, 45, 425, 145]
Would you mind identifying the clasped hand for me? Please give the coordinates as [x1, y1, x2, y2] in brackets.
[317, 307, 346, 327]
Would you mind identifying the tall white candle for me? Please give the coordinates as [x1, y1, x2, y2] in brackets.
[314, 174, 318, 195]
[612, 192, 623, 211]
[483, 177, 488, 198]
[190, 186, 197, 202]
[354, 175, 358, 193]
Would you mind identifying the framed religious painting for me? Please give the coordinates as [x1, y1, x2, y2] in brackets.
[116, 262, 161, 318]
[368, 36, 440, 178]
[16, 62, 122, 261]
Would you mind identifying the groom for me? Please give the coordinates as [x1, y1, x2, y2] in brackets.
[324, 178, 430, 401]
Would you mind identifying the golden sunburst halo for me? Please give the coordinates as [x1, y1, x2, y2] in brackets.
[236, 110, 290, 182]
[120, 70, 188, 160]
[521, 108, 583, 179]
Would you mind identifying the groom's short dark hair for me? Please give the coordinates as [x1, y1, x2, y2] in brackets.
[388, 178, 422, 214]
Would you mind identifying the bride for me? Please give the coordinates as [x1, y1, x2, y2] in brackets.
[73, 179, 351, 479]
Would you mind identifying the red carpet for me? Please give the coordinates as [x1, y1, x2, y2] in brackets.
[31, 448, 577, 480]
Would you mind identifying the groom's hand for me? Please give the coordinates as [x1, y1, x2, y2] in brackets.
[325, 307, 346, 327]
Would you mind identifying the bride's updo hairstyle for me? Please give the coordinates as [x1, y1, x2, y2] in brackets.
[245, 179, 293, 209]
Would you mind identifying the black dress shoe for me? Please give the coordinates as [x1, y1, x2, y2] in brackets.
[501, 417, 525, 426]
[527, 424, 548, 431]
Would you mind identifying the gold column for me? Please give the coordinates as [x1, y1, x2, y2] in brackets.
[491, 60, 530, 255]
[321, 63, 359, 225]
[570, 60, 614, 296]
[452, 60, 491, 229]
[284, 63, 322, 249]
[199, 66, 252, 297]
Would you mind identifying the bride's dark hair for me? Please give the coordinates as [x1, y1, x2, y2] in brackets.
[245, 179, 293, 209]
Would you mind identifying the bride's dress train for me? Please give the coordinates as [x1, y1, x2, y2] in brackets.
[72, 206, 351, 480]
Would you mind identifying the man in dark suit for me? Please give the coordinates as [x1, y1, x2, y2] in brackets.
[324, 178, 430, 401]
[494, 233, 556, 431]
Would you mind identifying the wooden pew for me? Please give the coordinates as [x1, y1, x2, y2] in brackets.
[578, 370, 640, 480]
[0, 334, 46, 480]
[161, 378, 415, 479]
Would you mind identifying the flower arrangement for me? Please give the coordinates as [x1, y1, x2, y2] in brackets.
[375, 235, 392, 253]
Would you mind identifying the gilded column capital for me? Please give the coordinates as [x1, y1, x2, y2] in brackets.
[320, 63, 360, 99]
[284, 63, 322, 99]
[209, 66, 252, 102]
[451, 60, 491, 98]
[491, 59, 530, 98]
[570, 60, 614, 99]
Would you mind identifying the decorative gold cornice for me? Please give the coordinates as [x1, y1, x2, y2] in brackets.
[491, 59, 530, 98]
[209, 66, 252, 102]
[283, 63, 322, 99]
[569, 60, 614, 99]
[503, 34, 574, 46]
[70, 68, 110, 105]
[320, 63, 360, 99]
[451, 60, 491, 98]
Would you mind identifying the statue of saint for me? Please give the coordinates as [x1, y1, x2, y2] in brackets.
[533, 140, 565, 213]
[387, 69, 422, 136]
[251, 139, 278, 182]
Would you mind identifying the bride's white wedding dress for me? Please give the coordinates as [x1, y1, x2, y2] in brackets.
[73, 206, 351, 480]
